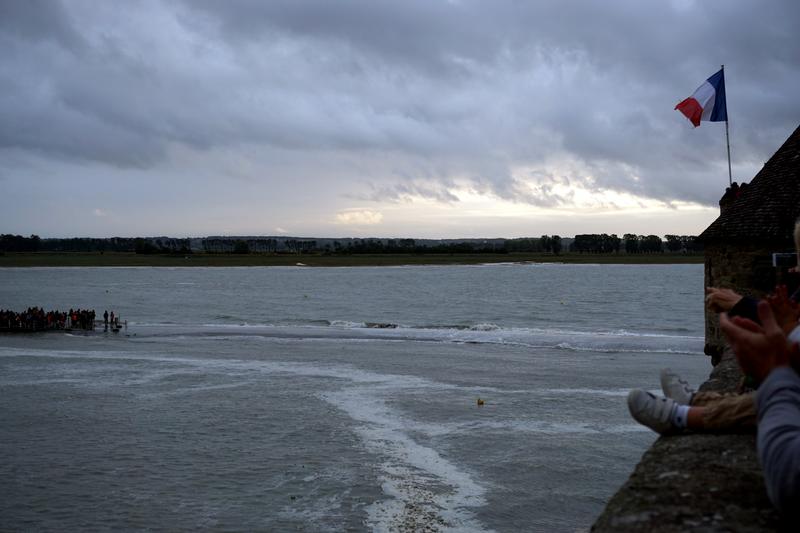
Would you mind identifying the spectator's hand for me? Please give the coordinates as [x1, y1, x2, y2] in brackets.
[706, 287, 743, 313]
[766, 284, 800, 336]
[720, 301, 797, 383]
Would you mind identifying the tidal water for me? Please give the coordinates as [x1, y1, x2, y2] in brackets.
[0, 264, 711, 532]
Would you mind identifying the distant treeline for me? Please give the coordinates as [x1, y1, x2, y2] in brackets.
[0, 235, 191, 254]
[0, 234, 42, 252]
[571, 234, 702, 254]
[503, 235, 563, 253]
[1, 233, 702, 255]
[330, 238, 507, 254]
[1, 235, 148, 253]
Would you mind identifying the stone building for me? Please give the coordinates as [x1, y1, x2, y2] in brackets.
[700, 124, 800, 361]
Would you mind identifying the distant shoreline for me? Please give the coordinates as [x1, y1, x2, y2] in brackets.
[0, 252, 704, 267]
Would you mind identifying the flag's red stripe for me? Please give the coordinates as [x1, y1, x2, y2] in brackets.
[675, 97, 703, 127]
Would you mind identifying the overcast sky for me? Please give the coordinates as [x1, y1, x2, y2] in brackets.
[1, 0, 798, 239]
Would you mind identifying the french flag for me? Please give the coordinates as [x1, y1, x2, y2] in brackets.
[675, 68, 727, 127]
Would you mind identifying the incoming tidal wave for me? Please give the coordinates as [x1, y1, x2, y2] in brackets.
[125, 320, 705, 355]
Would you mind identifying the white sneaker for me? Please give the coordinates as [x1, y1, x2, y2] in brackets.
[660, 368, 695, 405]
[627, 389, 678, 434]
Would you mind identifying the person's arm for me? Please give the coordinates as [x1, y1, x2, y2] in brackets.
[706, 287, 745, 313]
[705, 287, 763, 323]
[757, 367, 800, 518]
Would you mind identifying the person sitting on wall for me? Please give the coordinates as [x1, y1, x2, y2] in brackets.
[628, 285, 800, 434]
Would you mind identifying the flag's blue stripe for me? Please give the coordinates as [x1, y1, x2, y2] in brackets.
[706, 68, 727, 122]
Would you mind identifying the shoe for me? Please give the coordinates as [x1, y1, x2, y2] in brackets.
[660, 368, 695, 405]
[627, 389, 678, 434]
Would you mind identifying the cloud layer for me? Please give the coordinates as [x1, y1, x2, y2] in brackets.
[1, 0, 798, 237]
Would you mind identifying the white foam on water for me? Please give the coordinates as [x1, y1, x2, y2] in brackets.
[0, 346, 420, 384]
[65, 346, 492, 531]
[131, 319, 701, 339]
[323, 387, 491, 532]
[473, 262, 522, 267]
[329, 320, 368, 328]
[0, 344, 642, 399]
[553, 342, 700, 355]
[0, 345, 642, 528]
[413, 419, 650, 436]
[469, 323, 501, 331]
[541, 387, 632, 397]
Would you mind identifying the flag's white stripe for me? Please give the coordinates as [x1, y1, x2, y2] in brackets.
[692, 80, 717, 121]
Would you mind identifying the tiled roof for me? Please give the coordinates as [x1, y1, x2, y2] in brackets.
[700, 125, 800, 244]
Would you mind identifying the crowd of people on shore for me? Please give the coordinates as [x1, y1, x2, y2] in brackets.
[0, 307, 96, 331]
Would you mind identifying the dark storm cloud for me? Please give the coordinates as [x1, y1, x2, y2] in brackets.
[0, 0, 84, 50]
[1, 0, 798, 207]
[355, 182, 460, 205]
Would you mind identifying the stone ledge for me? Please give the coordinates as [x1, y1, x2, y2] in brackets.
[591, 353, 782, 532]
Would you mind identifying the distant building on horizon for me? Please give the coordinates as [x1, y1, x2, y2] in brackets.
[700, 124, 800, 361]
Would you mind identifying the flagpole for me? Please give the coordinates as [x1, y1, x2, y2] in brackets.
[722, 64, 732, 185]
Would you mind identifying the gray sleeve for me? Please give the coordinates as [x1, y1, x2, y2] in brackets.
[757, 367, 800, 518]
